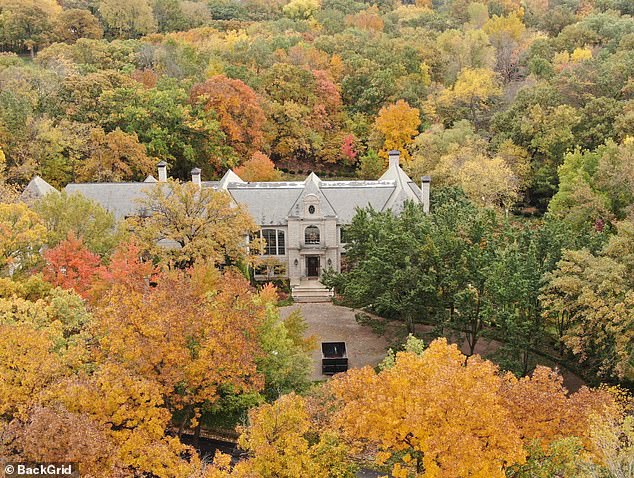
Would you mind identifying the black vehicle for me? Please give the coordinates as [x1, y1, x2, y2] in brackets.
[321, 341, 348, 375]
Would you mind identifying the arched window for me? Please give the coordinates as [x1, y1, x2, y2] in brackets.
[261, 229, 285, 255]
[305, 226, 320, 245]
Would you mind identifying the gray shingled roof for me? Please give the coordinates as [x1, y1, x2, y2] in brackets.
[20, 176, 59, 203]
[321, 185, 395, 223]
[58, 160, 424, 225]
[64, 183, 158, 220]
[228, 186, 303, 225]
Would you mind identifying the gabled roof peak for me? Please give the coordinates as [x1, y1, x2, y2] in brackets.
[219, 169, 245, 189]
[304, 172, 321, 185]
[20, 175, 58, 203]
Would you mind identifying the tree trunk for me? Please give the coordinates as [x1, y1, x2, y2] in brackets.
[193, 420, 202, 449]
[177, 406, 192, 438]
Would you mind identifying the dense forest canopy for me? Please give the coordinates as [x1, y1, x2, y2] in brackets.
[1, 1, 634, 476]
[0, 0, 633, 211]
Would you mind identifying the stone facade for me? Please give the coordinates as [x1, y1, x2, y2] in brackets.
[23, 150, 429, 290]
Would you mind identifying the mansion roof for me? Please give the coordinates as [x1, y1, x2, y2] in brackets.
[23, 152, 428, 225]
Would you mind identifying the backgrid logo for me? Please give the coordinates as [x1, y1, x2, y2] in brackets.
[3, 463, 79, 477]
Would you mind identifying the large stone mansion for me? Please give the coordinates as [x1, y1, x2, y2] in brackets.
[24, 150, 430, 300]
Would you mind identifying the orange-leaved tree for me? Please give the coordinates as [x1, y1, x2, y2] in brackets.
[190, 75, 266, 160]
[43, 232, 104, 299]
[500, 366, 623, 449]
[234, 151, 283, 182]
[90, 264, 266, 434]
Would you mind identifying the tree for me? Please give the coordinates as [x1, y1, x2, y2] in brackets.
[91, 267, 265, 434]
[98, 0, 156, 38]
[283, 0, 321, 20]
[43, 233, 104, 299]
[134, 179, 261, 268]
[0, 0, 60, 55]
[483, 11, 528, 82]
[53, 9, 103, 43]
[432, 145, 520, 208]
[581, 414, 634, 477]
[435, 29, 495, 83]
[540, 248, 634, 381]
[190, 75, 266, 161]
[434, 67, 502, 128]
[0, 203, 47, 277]
[152, 0, 187, 32]
[500, 366, 622, 446]
[255, 293, 314, 400]
[355, 149, 384, 179]
[0, 147, 18, 203]
[45, 363, 199, 477]
[329, 339, 526, 477]
[229, 393, 355, 478]
[372, 100, 421, 164]
[4, 405, 117, 477]
[323, 202, 435, 334]
[234, 151, 283, 182]
[34, 190, 123, 257]
[78, 128, 155, 182]
[96, 83, 226, 178]
[0, 323, 63, 421]
[487, 228, 547, 377]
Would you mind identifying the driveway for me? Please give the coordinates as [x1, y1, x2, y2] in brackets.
[280, 303, 394, 380]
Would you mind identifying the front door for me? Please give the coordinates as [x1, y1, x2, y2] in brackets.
[306, 256, 320, 278]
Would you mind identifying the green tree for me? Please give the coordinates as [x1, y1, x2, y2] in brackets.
[53, 9, 103, 43]
[540, 247, 634, 382]
[98, 0, 156, 38]
[324, 202, 436, 335]
[34, 191, 123, 257]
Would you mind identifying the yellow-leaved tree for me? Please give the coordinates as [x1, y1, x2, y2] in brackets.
[373, 100, 421, 165]
[329, 339, 526, 478]
[0, 203, 48, 276]
[134, 179, 261, 268]
[433, 67, 502, 128]
[204, 393, 356, 478]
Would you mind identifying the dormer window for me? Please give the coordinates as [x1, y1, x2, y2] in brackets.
[308, 205, 315, 214]
[305, 226, 320, 245]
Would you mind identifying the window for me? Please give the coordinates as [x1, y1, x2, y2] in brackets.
[305, 226, 320, 245]
[261, 229, 285, 255]
[340, 226, 351, 244]
[308, 205, 315, 214]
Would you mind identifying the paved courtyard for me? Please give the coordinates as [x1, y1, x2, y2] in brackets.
[280, 302, 394, 380]
[280, 302, 586, 390]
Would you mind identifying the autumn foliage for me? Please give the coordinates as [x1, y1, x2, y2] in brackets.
[43, 233, 103, 298]
[234, 151, 283, 182]
[327, 339, 622, 478]
[373, 100, 421, 164]
[190, 75, 266, 159]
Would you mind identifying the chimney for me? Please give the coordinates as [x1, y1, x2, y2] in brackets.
[191, 167, 201, 187]
[157, 161, 167, 182]
[388, 150, 400, 168]
[421, 176, 431, 213]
